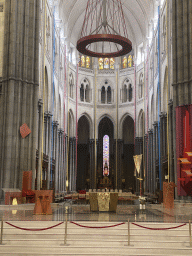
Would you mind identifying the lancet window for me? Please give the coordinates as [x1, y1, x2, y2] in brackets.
[98, 58, 115, 70]
[139, 73, 144, 99]
[121, 52, 134, 69]
[79, 54, 91, 69]
[69, 73, 74, 99]
[80, 78, 90, 102]
[122, 78, 132, 103]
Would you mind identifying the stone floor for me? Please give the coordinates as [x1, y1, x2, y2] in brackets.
[0, 201, 192, 223]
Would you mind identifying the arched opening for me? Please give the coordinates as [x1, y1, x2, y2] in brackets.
[107, 86, 111, 103]
[98, 116, 114, 139]
[77, 115, 90, 190]
[97, 117, 114, 189]
[128, 84, 132, 102]
[80, 78, 90, 102]
[123, 84, 127, 103]
[101, 86, 105, 103]
[80, 84, 84, 101]
[85, 84, 89, 102]
[122, 115, 135, 191]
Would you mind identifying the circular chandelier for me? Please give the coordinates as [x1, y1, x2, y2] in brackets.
[77, 0, 132, 58]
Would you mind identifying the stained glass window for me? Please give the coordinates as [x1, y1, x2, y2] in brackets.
[128, 55, 132, 67]
[122, 56, 127, 68]
[81, 55, 85, 67]
[86, 56, 90, 68]
[99, 58, 104, 69]
[104, 58, 109, 69]
[103, 135, 109, 176]
[110, 58, 115, 69]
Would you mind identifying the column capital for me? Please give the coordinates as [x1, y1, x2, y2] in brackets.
[168, 99, 173, 106]
[53, 121, 59, 127]
[58, 128, 64, 135]
[153, 121, 158, 127]
[38, 98, 43, 106]
[148, 129, 153, 134]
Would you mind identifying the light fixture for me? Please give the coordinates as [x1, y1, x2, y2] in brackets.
[77, 0, 132, 58]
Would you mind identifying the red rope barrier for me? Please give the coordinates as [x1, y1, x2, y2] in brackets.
[5, 221, 64, 231]
[70, 221, 125, 229]
[132, 222, 187, 230]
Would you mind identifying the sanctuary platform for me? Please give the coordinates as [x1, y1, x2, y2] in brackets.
[0, 200, 192, 223]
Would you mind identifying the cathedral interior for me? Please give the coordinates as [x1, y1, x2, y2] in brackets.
[0, 0, 192, 203]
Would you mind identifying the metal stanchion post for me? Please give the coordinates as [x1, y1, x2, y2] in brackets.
[189, 220, 192, 247]
[0, 218, 3, 245]
[128, 218, 130, 246]
[64, 215, 68, 245]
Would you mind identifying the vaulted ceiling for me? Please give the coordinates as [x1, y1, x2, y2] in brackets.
[59, 0, 155, 50]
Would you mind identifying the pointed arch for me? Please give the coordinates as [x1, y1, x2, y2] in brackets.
[78, 112, 93, 139]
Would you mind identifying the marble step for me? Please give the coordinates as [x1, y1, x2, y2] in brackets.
[0, 245, 192, 255]
[2, 238, 191, 247]
[2, 233, 190, 241]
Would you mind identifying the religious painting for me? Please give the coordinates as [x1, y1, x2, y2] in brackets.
[128, 55, 132, 67]
[104, 58, 109, 69]
[110, 58, 115, 69]
[122, 56, 127, 68]
[86, 56, 90, 68]
[81, 55, 85, 67]
[99, 58, 104, 69]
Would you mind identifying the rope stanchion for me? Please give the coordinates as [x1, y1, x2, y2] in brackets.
[70, 221, 125, 229]
[0, 218, 3, 245]
[61, 215, 68, 246]
[132, 222, 186, 230]
[128, 219, 130, 246]
[5, 221, 64, 231]
[189, 220, 192, 247]
[64, 215, 68, 245]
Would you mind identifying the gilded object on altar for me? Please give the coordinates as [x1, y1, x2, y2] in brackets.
[97, 192, 110, 211]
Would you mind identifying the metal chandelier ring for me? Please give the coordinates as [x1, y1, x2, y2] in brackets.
[77, 34, 132, 58]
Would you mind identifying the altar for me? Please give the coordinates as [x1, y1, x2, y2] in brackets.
[89, 192, 118, 212]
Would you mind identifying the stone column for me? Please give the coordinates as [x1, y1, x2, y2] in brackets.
[72, 137, 76, 192]
[172, 0, 192, 198]
[0, 0, 39, 195]
[148, 130, 153, 193]
[37, 99, 43, 190]
[144, 134, 148, 192]
[47, 112, 52, 190]
[58, 129, 62, 192]
[89, 139, 95, 189]
[117, 139, 123, 190]
[53, 121, 59, 192]
[134, 137, 143, 194]
[69, 138, 73, 191]
[168, 100, 174, 182]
